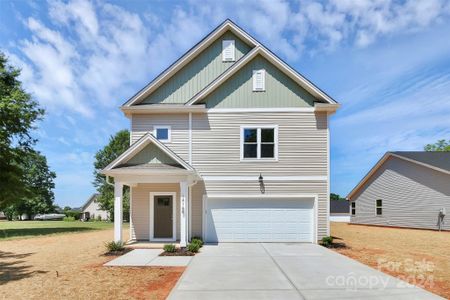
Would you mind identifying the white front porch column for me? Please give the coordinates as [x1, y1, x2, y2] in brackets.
[114, 182, 124, 242]
[180, 181, 189, 247]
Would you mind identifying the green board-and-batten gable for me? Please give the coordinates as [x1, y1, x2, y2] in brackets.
[120, 143, 182, 168]
[198, 55, 316, 108]
[141, 31, 252, 105]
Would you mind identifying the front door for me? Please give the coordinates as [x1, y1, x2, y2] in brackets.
[153, 195, 174, 239]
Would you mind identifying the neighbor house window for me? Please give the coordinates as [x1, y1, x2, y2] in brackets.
[376, 199, 382, 215]
[222, 40, 235, 62]
[241, 126, 277, 160]
[154, 126, 171, 142]
[252, 69, 266, 91]
[351, 202, 356, 215]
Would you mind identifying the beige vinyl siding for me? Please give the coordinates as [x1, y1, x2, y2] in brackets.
[192, 112, 327, 176]
[190, 181, 205, 238]
[141, 31, 252, 104]
[131, 114, 189, 161]
[351, 156, 450, 230]
[125, 143, 178, 166]
[130, 183, 180, 240]
[200, 55, 316, 108]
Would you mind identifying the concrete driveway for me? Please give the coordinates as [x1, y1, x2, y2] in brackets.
[169, 243, 442, 300]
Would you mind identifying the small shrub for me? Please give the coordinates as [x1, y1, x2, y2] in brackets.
[321, 236, 334, 247]
[63, 216, 75, 222]
[64, 210, 81, 220]
[186, 242, 200, 253]
[105, 241, 125, 252]
[96, 215, 102, 222]
[191, 237, 203, 247]
[163, 244, 176, 253]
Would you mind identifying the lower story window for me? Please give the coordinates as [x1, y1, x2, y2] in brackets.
[376, 199, 382, 215]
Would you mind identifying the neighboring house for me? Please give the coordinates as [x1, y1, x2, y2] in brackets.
[81, 194, 109, 221]
[347, 152, 450, 231]
[0, 212, 6, 220]
[329, 200, 350, 222]
[102, 20, 339, 246]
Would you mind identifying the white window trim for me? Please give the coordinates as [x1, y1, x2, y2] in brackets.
[222, 39, 235, 62]
[153, 125, 171, 143]
[240, 125, 278, 161]
[252, 69, 266, 92]
[375, 199, 382, 216]
[149, 192, 177, 242]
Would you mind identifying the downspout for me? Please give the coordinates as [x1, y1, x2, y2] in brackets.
[105, 175, 114, 186]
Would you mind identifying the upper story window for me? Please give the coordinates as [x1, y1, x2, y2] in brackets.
[376, 199, 382, 215]
[222, 40, 235, 62]
[154, 126, 171, 142]
[241, 126, 278, 160]
[351, 202, 356, 215]
[252, 69, 266, 91]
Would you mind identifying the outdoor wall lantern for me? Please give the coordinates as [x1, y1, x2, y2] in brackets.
[259, 173, 265, 194]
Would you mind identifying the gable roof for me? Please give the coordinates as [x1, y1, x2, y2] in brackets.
[122, 19, 258, 107]
[186, 46, 337, 105]
[347, 151, 450, 199]
[81, 194, 99, 211]
[123, 19, 338, 108]
[102, 133, 195, 174]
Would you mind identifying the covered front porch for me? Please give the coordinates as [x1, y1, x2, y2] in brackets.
[101, 133, 200, 247]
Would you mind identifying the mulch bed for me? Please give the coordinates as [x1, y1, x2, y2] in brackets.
[160, 248, 196, 256]
[103, 248, 133, 256]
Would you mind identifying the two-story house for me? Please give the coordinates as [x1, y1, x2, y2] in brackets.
[102, 20, 339, 246]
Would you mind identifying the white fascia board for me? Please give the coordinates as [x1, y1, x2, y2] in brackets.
[121, 104, 206, 115]
[202, 175, 327, 181]
[123, 20, 258, 107]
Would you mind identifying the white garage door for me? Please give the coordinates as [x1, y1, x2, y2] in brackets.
[205, 197, 315, 243]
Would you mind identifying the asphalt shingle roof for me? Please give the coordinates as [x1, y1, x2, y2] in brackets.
[391, 151, 450, 173]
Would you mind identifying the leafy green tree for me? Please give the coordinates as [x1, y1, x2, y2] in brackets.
[424, 139, 450, 152]
[93, 130, 130, 221]
[3, 150, 56, 219]
[330, 193, 346, 201]
[0, 52, 45, 209]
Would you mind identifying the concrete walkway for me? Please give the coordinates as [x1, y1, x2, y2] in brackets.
[169, 243, 442, 300]
[104, 249, 192, 267]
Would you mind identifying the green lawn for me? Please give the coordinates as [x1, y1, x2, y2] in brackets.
[0, 220, 121, 240]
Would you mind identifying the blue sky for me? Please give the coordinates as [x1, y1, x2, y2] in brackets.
[1, 0, 450, 207]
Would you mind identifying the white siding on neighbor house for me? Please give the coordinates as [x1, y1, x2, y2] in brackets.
[82, 200, 109, 220]
[130, 183, 181, 240]
[350, 156, 450, 230]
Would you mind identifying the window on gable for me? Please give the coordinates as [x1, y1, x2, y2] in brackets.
[154, 126, 171, 142]
[222, 40, 235, 62]
[376, 199, 382, 215]
[253, 69, 266, 91]
[241, 126, 277, 160]
[351, 202, 356, 215]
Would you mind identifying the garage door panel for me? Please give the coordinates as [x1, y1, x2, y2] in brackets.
[206, 198, 314, 243]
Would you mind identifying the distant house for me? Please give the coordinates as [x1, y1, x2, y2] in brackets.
[81, 194, 109, 221]
[0, 212, 6, 220]
[347, 152, 449, 231]
[330, 200, 350, 222]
